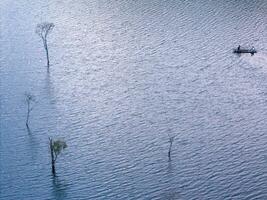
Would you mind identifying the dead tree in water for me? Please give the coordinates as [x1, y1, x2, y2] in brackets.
[49, 138, 67, 176]
[168, 133, 175, 161]
[25, 93, 35, 128]
[35, 22, 55, 71]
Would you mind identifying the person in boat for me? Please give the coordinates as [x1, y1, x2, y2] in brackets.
[237, 45, 241, 51]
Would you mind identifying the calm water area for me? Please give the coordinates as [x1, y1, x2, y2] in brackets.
[1, 0, 267, 199]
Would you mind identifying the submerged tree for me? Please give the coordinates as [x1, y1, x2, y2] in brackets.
[167, 133, 175, 161]
[25, 93, 35, 128]
[35, 22, 55, 71]
[49, 137, 67, 176]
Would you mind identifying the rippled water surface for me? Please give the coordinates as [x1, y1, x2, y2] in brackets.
[1, 0, 267, 199]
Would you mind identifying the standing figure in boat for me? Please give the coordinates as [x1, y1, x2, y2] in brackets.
[233, 45, 257, 56]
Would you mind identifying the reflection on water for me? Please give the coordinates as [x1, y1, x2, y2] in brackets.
[1, 0, 267, 199]
[27, 126, 33, 135]
[51, 176, 68, 200]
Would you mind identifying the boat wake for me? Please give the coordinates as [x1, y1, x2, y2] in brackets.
[243, 52, 267, 70]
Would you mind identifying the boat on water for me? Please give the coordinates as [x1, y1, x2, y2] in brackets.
[233, 46, 257, 56]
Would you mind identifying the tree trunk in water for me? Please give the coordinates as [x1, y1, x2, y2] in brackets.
[26, 113, 29, 127]
[168, 140, 173, 161]
[26, 101, 30, 127]
[43, 39, 50, 71]
[52, 160, 55, 175]
[49, 138, 56, 175]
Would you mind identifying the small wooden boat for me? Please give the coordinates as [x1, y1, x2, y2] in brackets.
[233, 46, 257, 56]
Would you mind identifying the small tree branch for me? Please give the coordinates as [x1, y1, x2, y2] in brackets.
[49, 137, 67, 176]
[167, 132, 176, 161]
[36, 22, 54, 70]
[25, 93, 35, 128]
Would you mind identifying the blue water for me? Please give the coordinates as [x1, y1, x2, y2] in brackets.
[1, 0, 267, 199]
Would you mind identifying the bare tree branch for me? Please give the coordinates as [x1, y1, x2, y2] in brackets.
[36, 22, 55, 71]
[25, 93, 36, 128]
[167, 131, 176, 161]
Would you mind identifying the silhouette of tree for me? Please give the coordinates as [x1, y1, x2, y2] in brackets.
[49, 137, 67, 176]
[25, 93, 35, 128]
[167, 133, 175, 161]
[36, 22, 55, 71]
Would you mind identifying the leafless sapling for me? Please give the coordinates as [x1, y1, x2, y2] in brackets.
[168, 133, 175, 161]
[49, 137, 67, 176]
[25, 93, 35, 128]
[35, 22, 55, 71]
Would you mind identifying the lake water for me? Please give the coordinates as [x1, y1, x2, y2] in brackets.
[1, 0, 267, 199]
